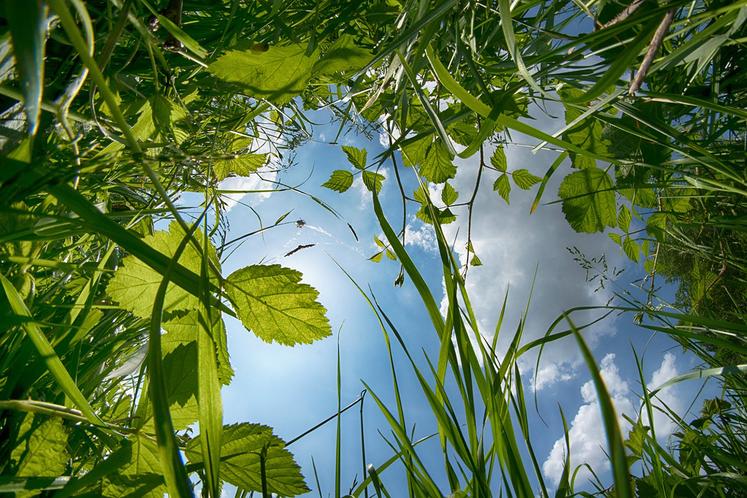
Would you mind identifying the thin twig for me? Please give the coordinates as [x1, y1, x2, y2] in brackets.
[629, 9, 675, 96]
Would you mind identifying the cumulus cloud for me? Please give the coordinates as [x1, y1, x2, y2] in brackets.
[542, 353, 682, 487]
[404, 221, 438, 254]
[439, 130, 624, 383]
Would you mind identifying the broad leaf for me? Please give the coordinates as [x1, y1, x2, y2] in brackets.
[322, 170, 354, 192]
[214, 154, 268, 181]
[362, 170, 385, 194]
[511, 169, 541, 190]
[623, 236, 640, 262]
[493, 173, 511, 204]
[342, 145, 367, 169]
[313, 35, 372, 77]
[419, 140, 456, 184]
[490, 147, 507, 172]
[102, 434, 166, 498]
[558, 168, 617, 233]
[10, 414, 68, 494]
[107, 222, 220, 318]
[618, 204, 632, 232]
[225, 264, 331, 345]
[186, 423, 310, 496]
[209, 44, 318, 104]
[441, 182, 458, 205]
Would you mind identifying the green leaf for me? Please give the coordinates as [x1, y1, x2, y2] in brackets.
[5, 0, 47, 135]
[10, 414, 68, 491]
[213, 154, 268, 181]
[362, 170, 385, 194]
[106, 222, 220, 319]
[101, 434, 167, 498]
[623, 236, 640, 262]
[618, 204, 632, 232]
[490, 147, 507, 172]
[186, 423, 310, 496]
[558, 168, 617, 233]
[559, 88, 610, 169]
[493, 173, 511, 204]
[225, 265, 331, 345]
[608, 232, 622, 246]
[322, 170, 354, 193]
[312, 35, 372, 77]
[441, 182, 458, 206]
[209, 44, 318, 104]
[165, 310, 234, 384]
[342, 145, 367, 169]
[470, 254, 483, 266]
[511, 169, 541, 190]
[419, 140, 456, 184]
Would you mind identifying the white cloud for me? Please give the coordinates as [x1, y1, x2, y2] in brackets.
[404, 221, 438, 254]
[439, 128, 624, 381]
[532, 363, 576, 392]
[542, 353, 682, 487]
[642, 352, 681, 438]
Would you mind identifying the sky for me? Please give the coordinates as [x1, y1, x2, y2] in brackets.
[210, 106, 713, 496]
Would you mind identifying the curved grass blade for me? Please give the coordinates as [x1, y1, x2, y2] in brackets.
[568, 315, 633, 498]
[4, 0, 47, 135]
[0, 274, 103, 426]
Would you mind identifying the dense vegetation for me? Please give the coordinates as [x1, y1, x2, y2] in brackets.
[0, 0, 745, 496]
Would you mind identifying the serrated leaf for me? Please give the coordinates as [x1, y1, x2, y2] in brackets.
[413, 184, 429, 204]
[5, 0, 47, 135]
[342, 145, 367, 169]
[420, 140, 456, 184]
[107, 222, 220, 318]
[490, 146, 507, 172]
[362, 170, 385, 194]
[618, 204, 631, 232]
[209, 44, 318, 104]
[312, 35, 372, 77]
[559, 87, 609, 169]
[225, 264, 331, 345]
[511, 169, 541, 190]
[186, 423, 310, 496]
[623, 236, 640, 262]
[558, 168, 617, 233]
[214, 154, 268, 181]
[102, 434, 166, 498]
[10, 414, 68, 492]
[441, 182, 458, 205]
[608, 232, 622, 245]
[493, 173, 511, 204]
[322, 170, 354, 192]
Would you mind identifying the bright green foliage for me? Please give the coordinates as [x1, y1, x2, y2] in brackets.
[493, 173, 511, 204]
[511, 169, 541, 190]
[213, 153, 267, 181]
[186, 423, 310, 496]
[322, 170, 354, 192]
[363, 170, 385, 194]
[559, 88, 610, 169]
[441, 182, 458, 205]
[618, 204, 632, 232]
[9, 414, 68, 493]
[420, 140, 456, 183]
[166, 310, 233, 384]
[490, 147, 507, 172]
[312, 35, 373, 77]
[342, 145, 368, 169]
[558, 168, 617, 232]
[101, 434, 167, 498]
[210, 44, 318, 104]
[623, 236, 640, 263]
[106, 222, 220, 318]
[225, 264, 331, 345]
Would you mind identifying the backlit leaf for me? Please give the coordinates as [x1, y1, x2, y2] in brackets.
[441, 182, 458, 205]
[493, 173, 511, 204]
[10, 414, 68, 493]
[362, 170, 385, 194]
[209, 44, 318, 104]
[213, 154, 268, 181]
[225, 264, 331, 345]
[623, 236, 640, 262]
[322, 170, 354, 192]
[618, 204, 632, 232]
[490, 147, 507, 172]
[342, 145, 367, 169]
[419, 140, 456, 184]
[313, 35, 372, 77]
[106, 222, 220, 318]
[511, 169, 541, 190]
[558, 168, 617, 233]
[186, 423, 310, 496]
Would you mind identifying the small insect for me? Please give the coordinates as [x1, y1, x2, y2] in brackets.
[296, 219, 306, 228]
[285, 244, 315, 257]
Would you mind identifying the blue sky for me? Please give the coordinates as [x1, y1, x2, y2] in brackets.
[212, 107, 712, 496]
